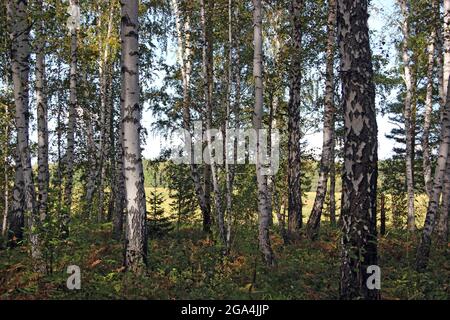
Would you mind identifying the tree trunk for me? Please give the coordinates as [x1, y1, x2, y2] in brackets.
[8, 154, 24, 246]
[171, 0, 211, 234]
[9, 0, 42, 269]
[224, 0, 236, 253]
[56, 59, 63, 223]
[437, 9, 445, 112]
[399, 0, 416, 232]
[380, 193, 386, 236]
[267, 93, 278, 228]
[435, 0, 450, 244]
[337, 0, 380, 300]
[438, 0, 450, 242]
[2, 104, 10, 238]
[226, 6, 241, 246]
[113, 76, 125, 240]
[112, 105, 125, 240]
[287, 0, 303, 237]
[36, 0, 49, 223]
[107, 62, 116, 223]
[416, 79, 450, 271]
[422, 0, 439, 197]
[253, 0, 275, 266]
[444, 0, 450, 101]
[266, 19, 283, 229]
[121, 0, 148, 272]
[201, 0, 226, 247]
[62, 0, 79, 238]
[274, 180, 288, 244]
[98, 8, 114, 223]
[437, 158, 449, 241]
[83, 73, 98, 218]
[307, 0, 336, 240]
[422, 42, 435, 198]
[329, 136, 336, 226]
[203, 165, 212, 233]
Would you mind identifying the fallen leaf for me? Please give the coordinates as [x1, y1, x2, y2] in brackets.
[90, 259, 102, 268]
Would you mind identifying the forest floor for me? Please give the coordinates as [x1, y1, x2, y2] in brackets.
[0, 217, 448, 300]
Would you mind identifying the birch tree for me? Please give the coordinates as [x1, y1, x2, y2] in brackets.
[171, 0, 211, 234]
[36, 0, 49, 222]
[8, 155, 24, 245]
[98, 6, 114, 223]
[416, 81, 450, 270]
[436, 0, 450, 243]
[200, 0, 226, 247]
[398, 0, 416, 232]
[112, 100, 125, 240]
[82, 71, 98, 217]
[337, 0, 380, 300]
[121, 0, 148, 272]
[1, 104, 10, 238]
[437, 168, 449, 241]
[224, 0, 237, 253]
[287, 0, 303, 238]
[8, 0, 43, 269]
[329, 137, 336, 225]
[422, 0, 439, 198]
[307, 0, 336, 240]
[253, 0, 274, 266]
[62, 0, 80, 237]
[416, 0, 450, 269]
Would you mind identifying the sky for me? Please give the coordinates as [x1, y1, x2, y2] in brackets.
[141, 0, 399, 161]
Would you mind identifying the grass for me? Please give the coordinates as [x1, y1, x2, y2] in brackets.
[0, 210, 448, 299]
[144, 188, 428, 228]
[0, 189, 447, 300]
[0, 224, 448, 300]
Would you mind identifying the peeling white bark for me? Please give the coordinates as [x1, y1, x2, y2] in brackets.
[337, 0, 379, 300]
[36, 0, 49, 223]
[62, 0, 80, 238]
[121, 0, 148, 272]
[253, 0, 274, 266]
[398, 0, 416, 232]
[9, 0, 43, 271]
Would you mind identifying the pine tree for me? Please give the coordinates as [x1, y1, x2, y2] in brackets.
[147, 163, 173, 238]
[166, 161, 196, 232]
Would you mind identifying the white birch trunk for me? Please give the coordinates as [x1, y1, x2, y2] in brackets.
[121, 0, 148, 272]
[9, 0, 43, 270]
[171, 0, 211, 232]
[36, 0, 49, 223]
[416, 79, 450, 270]
[62, 0, 79, 237]
[307, 0, 336, 240]
[253, 0, 274, 266]
[399, 0, 416, 232]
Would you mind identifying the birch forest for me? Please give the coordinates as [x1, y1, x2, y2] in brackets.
[0, 0, 449, 300]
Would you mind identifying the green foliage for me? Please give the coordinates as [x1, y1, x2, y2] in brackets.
[380, 159, 408, 229]
[1, 219, 448, 300]
[147, 161, 173, 238]
[165, 161, 197, 229]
